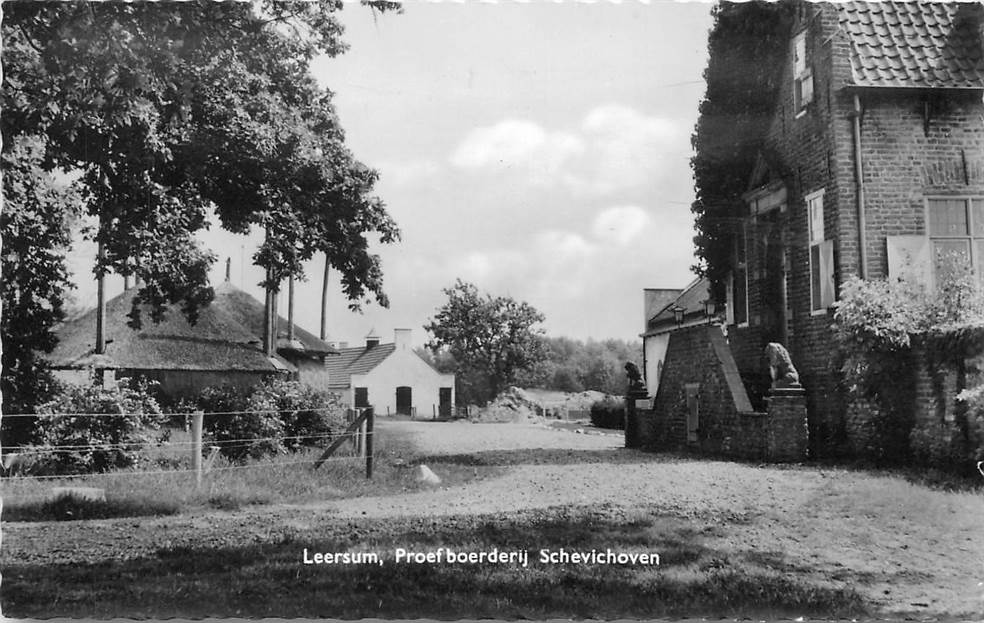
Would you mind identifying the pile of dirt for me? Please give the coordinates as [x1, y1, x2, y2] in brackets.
[469, 387, 615, 423]
[470, 387, 542, 422]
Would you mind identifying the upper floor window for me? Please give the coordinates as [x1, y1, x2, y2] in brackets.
[793, 31, 813, 114]
[928, 197, 984, 285]
[807, 190, 834, 313]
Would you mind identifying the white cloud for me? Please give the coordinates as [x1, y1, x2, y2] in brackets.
[578, 104, 684, 194]
[449, 119, 584, 185]
[449, 105, 687, 197]
[591, 205, 650, 246]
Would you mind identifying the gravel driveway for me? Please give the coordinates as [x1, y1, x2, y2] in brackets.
[299, 419, 809, 520]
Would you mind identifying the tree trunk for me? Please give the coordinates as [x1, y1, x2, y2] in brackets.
[320, 254, 330, 341]
[95, 240, 106, 354]
[287, 274, 295, 342]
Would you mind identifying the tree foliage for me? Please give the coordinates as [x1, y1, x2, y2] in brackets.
[425, 280, 547, 404]
[1, 135, 83, 439]
[515, 336, 642, 396]
[1, 0, 400, 417]
[690, 1, 793, 303]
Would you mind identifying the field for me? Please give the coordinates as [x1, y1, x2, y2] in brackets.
[2, 419, 982, 619]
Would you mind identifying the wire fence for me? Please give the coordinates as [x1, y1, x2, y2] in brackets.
[0, 406, 377, 483]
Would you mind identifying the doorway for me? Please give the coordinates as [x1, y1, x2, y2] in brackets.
[396, 386, 413, 415]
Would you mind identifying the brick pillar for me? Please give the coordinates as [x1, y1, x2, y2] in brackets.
[765, 386, 809, 461]
[624, 389, 648, 449]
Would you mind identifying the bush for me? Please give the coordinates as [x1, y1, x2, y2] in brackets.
[246, 379, 346, 452]
[589, 397, 624, 430]
[194, 379, 345, 463]
[834, 265, 984, 467]
[196, 384, 282, 463]
[33, 378, 166, 475]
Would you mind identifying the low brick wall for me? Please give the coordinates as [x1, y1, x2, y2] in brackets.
[632, 324, 808, 462]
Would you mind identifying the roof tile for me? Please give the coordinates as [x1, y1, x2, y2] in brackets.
[838, 1, 984, 88]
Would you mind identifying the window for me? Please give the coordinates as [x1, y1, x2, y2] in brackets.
[927, 198, 984, 285]
[807, 190, 834, 313]
[793, 31, 813, 113]
[731, 223, 749, 326]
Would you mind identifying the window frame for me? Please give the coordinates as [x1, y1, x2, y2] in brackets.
[925, 196, 984, 288]
[806, 189, 832, 315]
[732, 222, 749, 328]
[792, 30, 814, 116]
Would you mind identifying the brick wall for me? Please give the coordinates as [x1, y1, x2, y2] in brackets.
[646, 325, 753, 452]
[641, 324, 808, 462]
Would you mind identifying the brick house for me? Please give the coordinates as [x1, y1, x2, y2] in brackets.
[647, 1, 984, 459]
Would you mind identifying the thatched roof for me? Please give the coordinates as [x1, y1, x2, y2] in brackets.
[46, 282, 337, 373]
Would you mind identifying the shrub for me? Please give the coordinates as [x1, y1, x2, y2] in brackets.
[196, 384, 282, 463]
[245, 379, 345, 452]
[589, 397, 624, 430]
[33, 377, 166, 475]
[193, 379, 346, 463]
[834, 261, 984, 469]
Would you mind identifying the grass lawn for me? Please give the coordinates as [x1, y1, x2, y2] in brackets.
[1, 504, 867, 619]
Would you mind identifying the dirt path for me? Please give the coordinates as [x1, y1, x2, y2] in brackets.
[3, 419, 982, 617]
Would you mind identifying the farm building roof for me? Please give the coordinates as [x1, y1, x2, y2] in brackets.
[838, 1, 984, 89]
[643, 277, 712, 335]
[46, 282, 337, 373]
[323, 343, 397, 390]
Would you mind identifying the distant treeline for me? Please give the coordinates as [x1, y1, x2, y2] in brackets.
[516, 336, 643, 396]
[419, 336, 642, 403]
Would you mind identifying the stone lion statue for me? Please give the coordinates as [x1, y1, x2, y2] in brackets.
[624, 362, 645, 392]
[765, 342, 800, 388]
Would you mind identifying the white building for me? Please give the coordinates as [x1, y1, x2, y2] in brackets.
[325, 329, 455, 417]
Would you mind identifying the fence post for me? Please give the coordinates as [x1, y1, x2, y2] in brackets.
[191, 410, 203, 488]
[359, 416, 368, 458]
[365, 408, 374, 479]
[433, 404, 436, 420]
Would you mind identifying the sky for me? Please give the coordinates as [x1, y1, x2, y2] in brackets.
[68, 1, 715, 346]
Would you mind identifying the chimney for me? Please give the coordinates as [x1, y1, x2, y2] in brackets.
[394, 328, 412, 351]
[365, 328, 380, 349]
[225, 257, 232, 282]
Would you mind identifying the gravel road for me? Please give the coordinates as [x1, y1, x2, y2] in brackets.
[296, 419, 813, 520]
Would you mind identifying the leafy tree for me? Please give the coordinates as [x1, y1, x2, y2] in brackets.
[1, 135, 83, 444]
[425, 280, 547, 404]
[1, 1, 400, 418]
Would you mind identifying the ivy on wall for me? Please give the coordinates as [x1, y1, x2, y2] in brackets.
[690, 1, 794, 303]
